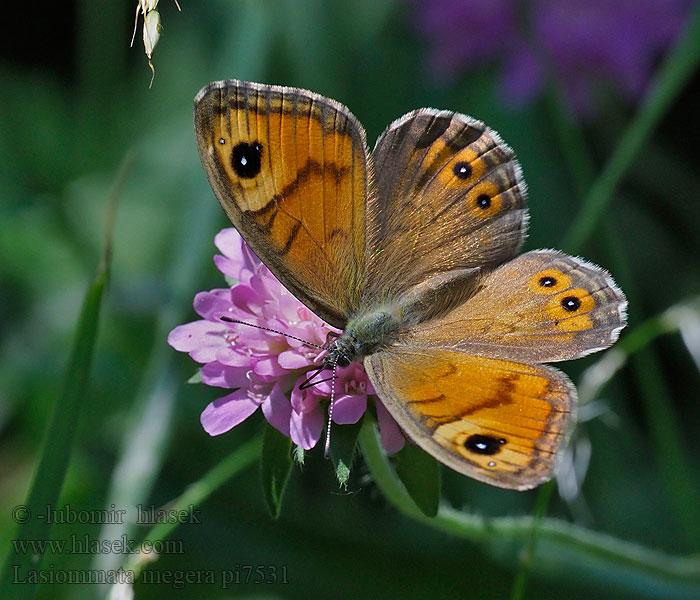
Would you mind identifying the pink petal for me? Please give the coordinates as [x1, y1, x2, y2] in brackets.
[287, 324, 328, 349]
[290, 382, 322, 414]
[230, 284, 265, 315]
[311, 375, 335, 397]
[193, 290, 234, 321]
[200, 388, 260, 435]
[332, 394, 367, 424]
[276, 290, 305, 321]
[252, 356, 287, 378]
[261, 382, 292, 437]
[201, 362, 249, 389]
[289, 402, 323, 450]
[167, 320, 229, 363]
[213, 254, 239, 280]
[278, 349, 313, 370]
[249, 270, 274, 299]
[214, 228, 260, 281]
[215, 346, 251, 367]
[376, 399, 405, 453]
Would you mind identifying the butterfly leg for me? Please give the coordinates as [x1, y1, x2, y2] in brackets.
[299, 365, 334, 390]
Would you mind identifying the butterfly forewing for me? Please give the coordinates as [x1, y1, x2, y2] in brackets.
[194, 80, 371, 328]
[365, 109, 528, 304]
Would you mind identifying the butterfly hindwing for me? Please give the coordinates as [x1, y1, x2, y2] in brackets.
[402, 250, 627, 363]
[365, 348, 574, 490]
[194, 80, 371, 328]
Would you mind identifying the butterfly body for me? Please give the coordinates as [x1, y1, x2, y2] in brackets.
[324, 306, 402, 367]
[194, 79, 626, 489]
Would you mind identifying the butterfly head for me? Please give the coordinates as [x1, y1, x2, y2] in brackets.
[323, 337, 355, 368]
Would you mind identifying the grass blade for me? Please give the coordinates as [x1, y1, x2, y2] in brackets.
[561, 2, 700, 252]
[0, 151, 132, 599]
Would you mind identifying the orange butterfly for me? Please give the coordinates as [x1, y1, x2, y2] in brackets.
[193, 80, 626, 490]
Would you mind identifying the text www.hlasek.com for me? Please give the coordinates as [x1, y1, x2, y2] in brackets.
[12, 535, 182, 556]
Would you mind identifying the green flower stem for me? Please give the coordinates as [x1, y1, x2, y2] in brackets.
[510, 480, 555, 600]
[561, 1, 700, 253]
[0, 151, 132, 600]
[121, 435, 261, 582]
[359, 423, 700, 594]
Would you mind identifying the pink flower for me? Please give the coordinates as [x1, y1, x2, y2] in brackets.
[168, 228, 405, 453]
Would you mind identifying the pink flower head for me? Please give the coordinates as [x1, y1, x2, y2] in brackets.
[168, 228, 405, 453]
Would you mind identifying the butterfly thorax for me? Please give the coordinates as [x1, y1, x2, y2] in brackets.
[323, 305, 403, 368]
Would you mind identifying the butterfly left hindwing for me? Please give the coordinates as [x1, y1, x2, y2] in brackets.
[365, 349, 574, 490]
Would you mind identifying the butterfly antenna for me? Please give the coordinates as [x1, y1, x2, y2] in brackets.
[323, 363, 338, 458]
[219, 315, 325, 349]
[221, 315, 338, 453]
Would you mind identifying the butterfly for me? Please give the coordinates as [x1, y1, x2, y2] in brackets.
[193, 80, 627, 490]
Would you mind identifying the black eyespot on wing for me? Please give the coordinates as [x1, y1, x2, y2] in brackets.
[464, 434, 506, 455]
[453, 161, 472, 179]
[476, 194, 491, 209]
[561, 296, 582, 312]
[219, 138, 226, 145]
[539, 276, 557, 287]
[232, 142, 263, 178]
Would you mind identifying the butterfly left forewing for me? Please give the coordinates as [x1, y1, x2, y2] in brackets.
[365, 348, 574, 490]
[365, 110, 528, 303]
[194, 80, 370, 328]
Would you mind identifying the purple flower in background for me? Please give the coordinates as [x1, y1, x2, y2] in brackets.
[168, 228, 405, 453]
[415, 0, 692, 115]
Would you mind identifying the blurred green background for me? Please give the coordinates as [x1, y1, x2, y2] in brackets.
[2, 0, 700, 598]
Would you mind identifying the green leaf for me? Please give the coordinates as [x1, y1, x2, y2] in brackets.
[329, 419, 363, 487]
[0, 151, 131, 599]
[260, 423, 293, 519]
[293, 444, 306, 465]
[187, 369, 203, 384]
[395, 443, 441, 518]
